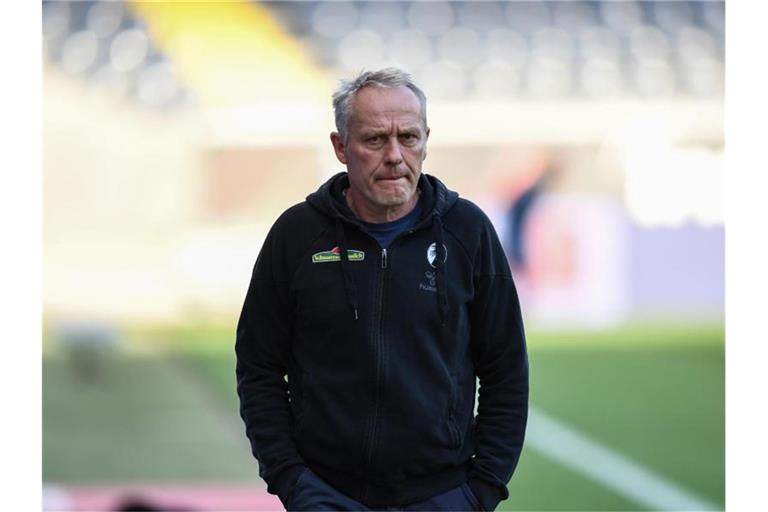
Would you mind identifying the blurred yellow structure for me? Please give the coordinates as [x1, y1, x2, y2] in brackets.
[129, 0, 331, 107]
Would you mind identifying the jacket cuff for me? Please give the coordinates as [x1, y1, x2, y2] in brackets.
[467, 477, 505, 512]
[273, 464, 307, 508]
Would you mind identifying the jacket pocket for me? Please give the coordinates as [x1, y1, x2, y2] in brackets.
[461, 482, 481, 511]
[287, 467, 311, 510]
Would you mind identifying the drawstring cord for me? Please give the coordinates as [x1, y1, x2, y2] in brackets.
[335, 219, 360, 321]
[334, 210, 448, 326]
[432, 213, 449, 326]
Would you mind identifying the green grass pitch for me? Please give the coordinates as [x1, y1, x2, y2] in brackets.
[43, 321, 724, 510]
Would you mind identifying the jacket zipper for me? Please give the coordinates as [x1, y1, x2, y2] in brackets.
[363, 247, 388, 501]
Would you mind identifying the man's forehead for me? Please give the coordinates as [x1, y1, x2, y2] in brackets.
[352, 86, 421, 114]
[349, 86, 425, 128]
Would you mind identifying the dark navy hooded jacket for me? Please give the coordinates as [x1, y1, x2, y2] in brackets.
[236, 172, 528, 511]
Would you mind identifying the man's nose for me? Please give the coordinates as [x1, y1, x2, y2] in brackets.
[383, 138, 404, 166]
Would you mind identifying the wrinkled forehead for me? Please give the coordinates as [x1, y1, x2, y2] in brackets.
[350, 85, 425, 128]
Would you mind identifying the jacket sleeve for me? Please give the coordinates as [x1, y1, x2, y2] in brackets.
[467, 221, 529, 512]
[235, 227, 306, 507]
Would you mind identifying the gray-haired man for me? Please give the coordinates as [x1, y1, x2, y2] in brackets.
[236, 68, 529, 511]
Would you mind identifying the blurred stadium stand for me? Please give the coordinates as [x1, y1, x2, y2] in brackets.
[43, 0, 194, 109]
[262, 0, 723, 99]
[44, 1, 724, 104]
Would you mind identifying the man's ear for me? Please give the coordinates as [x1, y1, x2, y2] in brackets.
[423, 126, 430, 161]
[330, 132, 347, 165]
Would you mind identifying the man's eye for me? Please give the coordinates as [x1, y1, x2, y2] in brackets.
[400, 133, 417, 140]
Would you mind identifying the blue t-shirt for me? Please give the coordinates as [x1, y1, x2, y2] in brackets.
[361, 200, 423, 249]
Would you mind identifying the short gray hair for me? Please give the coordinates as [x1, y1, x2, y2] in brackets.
[332, 68, 428, 143]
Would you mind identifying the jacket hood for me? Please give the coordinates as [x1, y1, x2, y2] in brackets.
[306, 172, 459, 224]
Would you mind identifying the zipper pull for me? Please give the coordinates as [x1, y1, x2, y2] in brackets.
[381, 248, 388, 269]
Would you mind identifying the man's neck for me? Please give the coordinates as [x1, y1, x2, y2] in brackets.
[344, 188, 419, 224]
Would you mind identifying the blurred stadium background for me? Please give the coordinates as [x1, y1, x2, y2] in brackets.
[42, 1, 724, 510]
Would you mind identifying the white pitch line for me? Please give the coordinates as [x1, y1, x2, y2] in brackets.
[526, 407, 721, 511]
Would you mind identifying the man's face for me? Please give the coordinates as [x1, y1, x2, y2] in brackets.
[330, 85, 429, 220]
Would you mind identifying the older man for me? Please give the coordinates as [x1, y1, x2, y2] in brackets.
[236, 68, 528, 511]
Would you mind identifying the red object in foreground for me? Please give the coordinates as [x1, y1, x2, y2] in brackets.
[43, 483, 283, 511]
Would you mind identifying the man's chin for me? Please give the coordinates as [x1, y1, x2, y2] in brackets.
[373, 191, 414, 208]
[373, 185, 416, 203]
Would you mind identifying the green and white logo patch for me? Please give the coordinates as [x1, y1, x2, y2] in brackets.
[312, 246, 365, 263]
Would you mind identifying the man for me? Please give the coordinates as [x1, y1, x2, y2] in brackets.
[236, 68, 528, 511]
